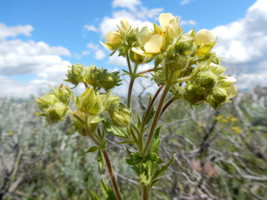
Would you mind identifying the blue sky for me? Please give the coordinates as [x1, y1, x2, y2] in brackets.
[0, 0, 266, 97]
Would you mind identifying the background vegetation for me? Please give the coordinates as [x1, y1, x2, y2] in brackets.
[0, 86, 267, 200]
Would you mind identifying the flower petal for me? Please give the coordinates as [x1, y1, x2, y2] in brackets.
[144, 34, 165, 54]
[139, 26, 153, 47]
[159, 13, 175, 31]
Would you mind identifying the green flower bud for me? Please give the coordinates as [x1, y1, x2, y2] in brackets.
[45, 102, 68, 124]
[78, 87, 102, 115]
[84, 65, 96, 86]
[64, 64, 84, 86]
[212, 87, 227, 103]
[210, 63, 226, 76]
[184, 84, 206, 105]
[117, 18, 130, 37]
[58, 84, 72, 105]
[175, 35, 194, 55]
[108, 103, 131, 127]
[107, 95, 120, 109]
[85, 67, 121, 91]
[104, 31, 122, 50]
[196, 71, 217, 90]
[35, 93, 58, 111]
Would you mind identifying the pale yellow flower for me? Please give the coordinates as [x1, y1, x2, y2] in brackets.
[227, 85, 237, 99]
[101, 31, 122, 50]
[195, 29, 214, 44]
[133, 26, 165, 57]
[158, 13, 179, 40]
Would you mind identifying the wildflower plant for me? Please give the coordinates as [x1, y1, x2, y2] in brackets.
[35, 13, 237, 200]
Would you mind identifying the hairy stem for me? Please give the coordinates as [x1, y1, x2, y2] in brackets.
[142, 85, 164, 127]
[102, 149, 122, 200]
[160, 97, 176, 118]
[143, 84, 170, 155]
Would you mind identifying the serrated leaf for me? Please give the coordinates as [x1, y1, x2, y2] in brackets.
[150, 125, 162, 154]
[145, 153, 163, 164]
[100, 179, 117, 200]
[86, 146, 99, 153]
[126, 149, 144, 165]
[151, 154, 175, 185]
[103, 120, 128, 138]
[97, 150, 104, 173]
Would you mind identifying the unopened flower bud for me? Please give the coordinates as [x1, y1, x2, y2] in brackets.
[117, 18, 130, 37]
[175, 35, 194, 54]
[108, 95, 120, 109]
[58, 84, 72, 104]
[220, 77, 237, 87]
[78, 87, 102, 115]
[35, 93, 58, 111]
[64, 64, 84, 85]
[210, 63, 226, 76]
[104, 31, 122, 50]
[108, 103, 131, 127]
[212, 87, 227, 103]
[45, 102, 68, 124]
[184, 84, 206, 105]
[196, 71, 217, 90]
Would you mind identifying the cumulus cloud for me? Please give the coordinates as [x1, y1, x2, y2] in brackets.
[84, 25, 98, 32]
[87, 43, 106, 60]
[0, 23, 71, 98]
[212, 0, 267, 66]
[112, 0, 141, 12]
[0, 23, 33, 40]
[211, 0, 267, 88]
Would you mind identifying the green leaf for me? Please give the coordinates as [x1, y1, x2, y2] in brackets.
[150, 125, 162, 154]
[103, 120, 128, 138]
[151, 154, 175, 185]
[85, 146, 99, 153]
[145, 153, 163, 164]
[100, 179, 117, 200]
[126, 149, 144, 165]
[144, 106, 155, 125]
[137, 116, 142, 129]
[97, 150, 104, 173]
[86, 188, 101, 200]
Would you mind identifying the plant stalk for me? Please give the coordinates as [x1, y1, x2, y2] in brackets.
[102, 149, 122, 200]
[142, 185, 149, 200]
[143, 84, 170, 155]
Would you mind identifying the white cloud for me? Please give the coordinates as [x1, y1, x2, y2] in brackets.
[0, 39, 70, 76]
[95, 49, 106, 60]
[108, 51, 127, 66]
[86, 42, 106, 60]
[211, 0, 267, 87]
[0, 23, 33, 40]
[87, 43, 99, 50]
[112, 0, 141, 12]
[180, 19, 197, 26]
[84, 25, 98, 32]
[180, 0, 194, 5]
[0, 23, 71, 98]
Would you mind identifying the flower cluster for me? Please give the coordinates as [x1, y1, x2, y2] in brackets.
[101, 13, 236, 109]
